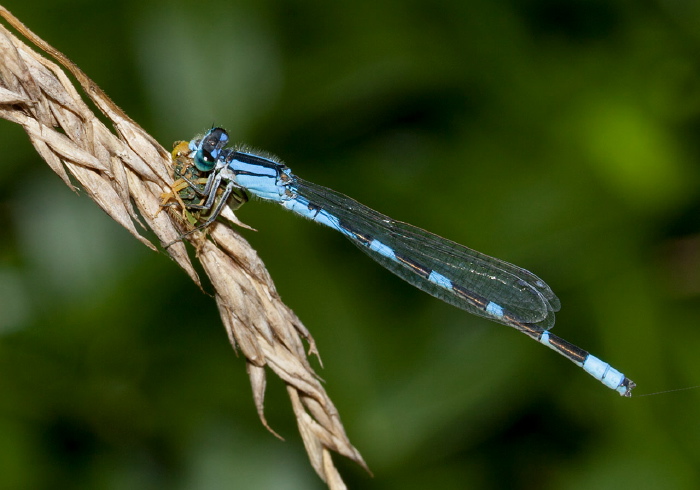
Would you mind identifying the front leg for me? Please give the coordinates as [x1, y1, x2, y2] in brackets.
[163, 180, 239, 248]
[185, 171, 223, 211]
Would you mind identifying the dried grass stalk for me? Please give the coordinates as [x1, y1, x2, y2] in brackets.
[0, 6, 367, 487]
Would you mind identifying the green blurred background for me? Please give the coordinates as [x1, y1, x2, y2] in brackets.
[1, 0, 700, 488]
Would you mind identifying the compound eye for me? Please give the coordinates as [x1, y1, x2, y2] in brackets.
[194, 149, 217, 171]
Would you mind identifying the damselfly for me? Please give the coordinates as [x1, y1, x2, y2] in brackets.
[167, 127, 635, 396]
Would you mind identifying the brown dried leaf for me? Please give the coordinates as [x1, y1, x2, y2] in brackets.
[0, 6, 367, 487]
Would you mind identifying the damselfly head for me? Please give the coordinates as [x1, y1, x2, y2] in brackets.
[191, 127, 230, 171]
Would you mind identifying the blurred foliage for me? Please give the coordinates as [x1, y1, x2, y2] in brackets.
[1, 0, 700, 488]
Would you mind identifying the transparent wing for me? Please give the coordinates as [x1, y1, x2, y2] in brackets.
[292, 178, 560, 330]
